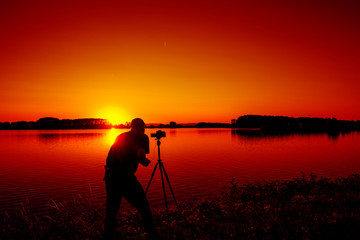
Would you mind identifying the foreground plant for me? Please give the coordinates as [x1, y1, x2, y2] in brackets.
[2, 174, 360, 239]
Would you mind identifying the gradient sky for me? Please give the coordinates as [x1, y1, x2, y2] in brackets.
[1, 0, 359, 124]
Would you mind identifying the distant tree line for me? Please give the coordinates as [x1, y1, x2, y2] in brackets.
[147, 121, 184, 128]
[0, 117, 112, 130]
[1, 115, 360, 133]
[147, 121, 231, 128]
[232, 115, 360, 135]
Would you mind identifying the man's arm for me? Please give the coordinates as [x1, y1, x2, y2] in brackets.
[145, 134, 150, 154]
[105, 134, 124, 167]
[138, 134, 150, 166]
[106, 146, 115, 167]
[137, 148, 151, 166]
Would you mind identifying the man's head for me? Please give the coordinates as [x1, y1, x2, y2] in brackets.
[131, 118, 146, 134]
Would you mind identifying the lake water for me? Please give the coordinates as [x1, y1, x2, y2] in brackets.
[1, 129, 359, 216]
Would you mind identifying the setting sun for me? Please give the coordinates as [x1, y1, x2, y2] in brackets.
[96, 107, 131, 126]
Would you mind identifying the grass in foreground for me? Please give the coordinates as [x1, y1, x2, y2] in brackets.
[2, 174, 360, 239]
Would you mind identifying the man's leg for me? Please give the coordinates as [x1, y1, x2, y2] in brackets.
[104, 179, 122, 240]
[124, 177, 159, 239]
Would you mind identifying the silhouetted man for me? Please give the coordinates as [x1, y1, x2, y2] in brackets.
[104, 118, 158, 240]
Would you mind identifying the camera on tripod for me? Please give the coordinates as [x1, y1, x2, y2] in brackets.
[151, 130, 166, 139]
[146, 128, 178, 213]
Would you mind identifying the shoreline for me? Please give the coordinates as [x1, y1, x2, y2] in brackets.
[2, 115, 360, 134]
[2, 174, 360, 239]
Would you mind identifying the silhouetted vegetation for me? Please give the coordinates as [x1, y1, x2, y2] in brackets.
[234, 115, 360, 136]
[195, 122, 231, 128]
[1, 115, 360, 132]
[2, 174, 360, 239]
[0, 117, 112, 130]
[148, 121, 185, 128]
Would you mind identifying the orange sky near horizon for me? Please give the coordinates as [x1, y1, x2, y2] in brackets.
[1, 0, 359, 124]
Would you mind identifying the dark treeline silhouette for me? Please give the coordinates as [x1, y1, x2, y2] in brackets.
[147, 121, 184, 128]
[147, 122, 231, 128]
[0, 117, 112, 130]
[194, 122, 231, 128]
[233, 115, 360, 136]
[1, 115, 360, 133]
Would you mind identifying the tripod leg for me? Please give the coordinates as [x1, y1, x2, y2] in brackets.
[145, 162, 159, 194]
[162, 165, 179, 208]
[159, 162, 169, 215]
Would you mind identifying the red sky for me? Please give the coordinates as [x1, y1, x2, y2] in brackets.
[1, 0, 359, 124]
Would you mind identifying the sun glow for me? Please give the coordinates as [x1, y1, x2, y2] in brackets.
[105, 128, 125, 145]
[96, 107, 131, 126]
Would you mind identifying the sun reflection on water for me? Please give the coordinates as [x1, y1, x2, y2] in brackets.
[104, 128, 125, 146]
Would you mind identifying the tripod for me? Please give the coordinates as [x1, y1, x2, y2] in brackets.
[145, 136, 178, 215]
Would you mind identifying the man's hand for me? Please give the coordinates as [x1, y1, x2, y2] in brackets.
[137, 148, 150, 166]
[137, 148, 146, 161]
[141, 158, 151, 167]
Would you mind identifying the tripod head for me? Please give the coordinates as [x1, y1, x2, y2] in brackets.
[151, 130, 166, 160]
[146, 129, 179, 214]
[151, 130, 166, 140]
